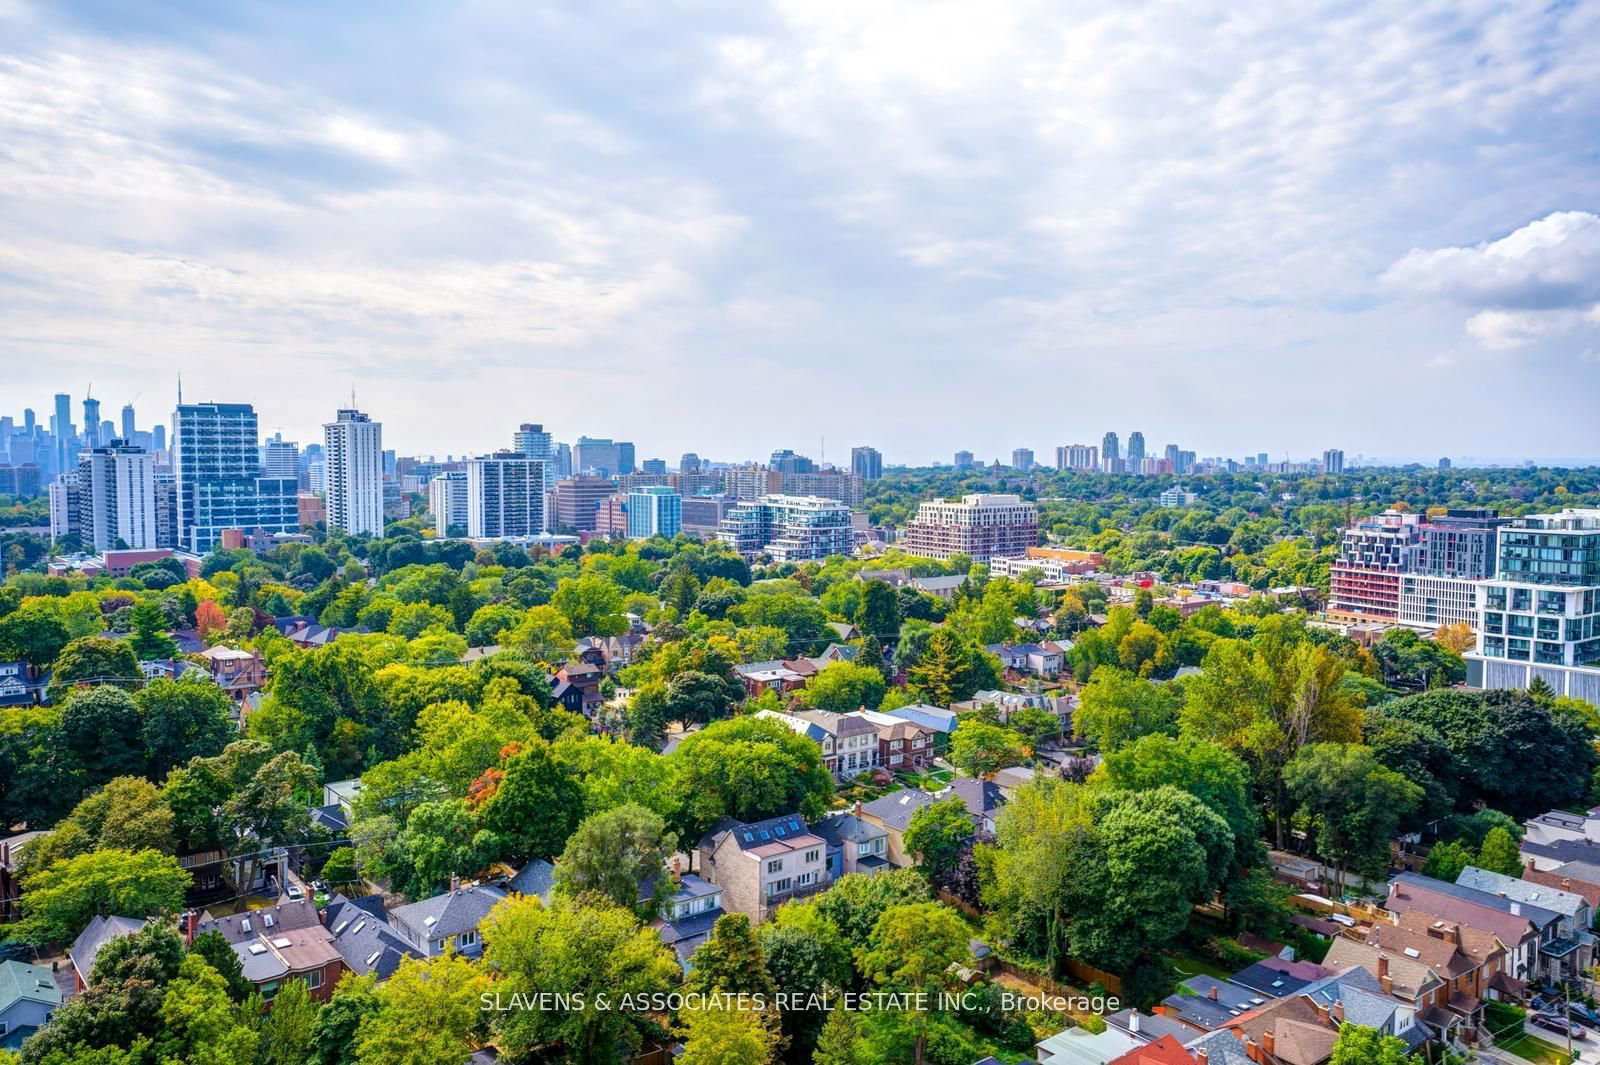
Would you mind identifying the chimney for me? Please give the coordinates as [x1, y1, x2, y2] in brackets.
[450, 875, 460, 892]
[1196, 1051, 1209, 1065]
[184, 909, 199, 945]
[853, 801, 863, 817]
[1333, 1002, 1345, 1024]
[1130, 1013, 1141, 1034]
[1527, 858, 1537, 872]
[1262, 1028, 1276, 1058]
[1315, 1003, 1330, 1026]
[318, 907, 328, 925]
[1561, 878, 1572, 890]
[1377, 954, 1389, 979]
[1209, 985, 1219, 1001]
[1244, 1037, 1261, 1064]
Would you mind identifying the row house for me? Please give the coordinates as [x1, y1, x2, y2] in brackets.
[756, 708, 935, 780]
[1455, 866, 1593, 981]
[695, 813, 829, 925]
[1218, 965, 1428, 1064]
[1384, 873, 1559, 985]
[646, 871, 725, 967]
[857, 709, 934, 772]
[1521, 857, 1600, 910]
[810, 811, 891, 879]
[388, 881, 509, 959]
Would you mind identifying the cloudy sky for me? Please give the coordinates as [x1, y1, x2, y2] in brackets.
[2, 0, 1598, 465]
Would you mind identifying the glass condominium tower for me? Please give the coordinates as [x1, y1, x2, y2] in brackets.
[173, 402, 297, 553]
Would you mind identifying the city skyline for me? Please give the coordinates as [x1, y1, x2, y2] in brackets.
[1, 2, 1597, 460]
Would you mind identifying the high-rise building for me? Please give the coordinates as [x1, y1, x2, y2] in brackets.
[48, 474, 80, 542]
[901, 494, 1040, 563]
[1102, 432, 1120, 464]
[466, 452, 545, 538]
[77, 439, 157, 551]
[512, 424, 555, 491]
[262, 436, 299, 481]
[428, 471, 469, 535]
[120, 404, 136, 442]
[680, 453, 702, 474]
[851, 446, 883, 481]
[720, 495, 854, 561]
[1439, 457, 1453, 470]
[681, 494, 739, 536]
[627, 486, 682, 539]
[52, 393, 73, 474]
[769, 449, 815, 474]
[81, 396, 101, 449]
[1327, 510, 1423, 623]
[1257, 453, 1269, 467]
[1468, 509, 1600, 701]
[553, 475, 617, 532]
[152, 424, 167, 454]
[1011, 448, 1034, 471]
[154, 474, 178, 547]
[725, 466, 784, 501]
[173, 402, 297, 554]
[1321, 449, 1344, 475]
[1055, 445, 1099, 472]
[641, 458, 668, 476]
[323, 409, 384, 536]
[780, 470, 863, 507]
[954, 450, 975, 470]
[573, 437, 634, 477]
[1126, 432, 1145, 469]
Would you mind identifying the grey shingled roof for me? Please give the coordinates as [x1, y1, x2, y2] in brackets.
[859, 788, 940, 832]
[1456, 865, 1587, 919]
[507, 860, 555, 902]
[1391, 872, 1561, 928]
[391, 884, 508, 946]
[0, 960, 62, 1011]
[810, 813, 887, 847]
[323, 893, 418, 980]
[68, 915, 147, 983]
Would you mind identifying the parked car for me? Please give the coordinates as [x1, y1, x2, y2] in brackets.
[1569, 1004, 1600, 1026]
[1531, 1013, 1588, 1039]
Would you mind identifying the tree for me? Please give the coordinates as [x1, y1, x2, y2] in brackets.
[1420, 839, 1473, 883]
[0, 604, 71, 666]
[1433, 623, 1475, 655]
[260, 976, 321, 1065]
[856, 902, 970, 1065]
[483, 894, 679, 1063]
[552, 572, 627, 637]
[127, 600, 178, 659]
[195, 599, 229, 643]
[222, 749, 320, 892]
[1329, 1022, 1413, 1065]
[53, 686, 147, 798]
[759, 906, 854, 1055]
[49, 638, 141, 697]
[902, 798, 973, 879]
[1373, 689, 1597, 818]
[554, 803, 674, 914]
[155, 954, 260, 1065]
[477, 741, 585, 864]
[504, 605, 576, 664]
[678, 1001, 780, 1065]
[91, 919, 187, 987]
[802, 661, 887, 712]
[1284, 743, 1422, 886]
[189, 928, 253, 1002]
[1476, 826, 1522, 876]
[905, 629, 996, 705]
[321, 847, 361, 889]
[137, 676, 236, 778]
[1073, 669, 1181, 753]
[65, 775, 175, 854]
[669, 717, 835, 839]
[310, 971, 381, 1065]
[1096, 733, 1261, 873]
[1009, 705, 1061, 747]
[812, 869, 930, 946]
[948, 722, 1027, 778]
[854, 580, 900, 642]
[686, 914, 776, 999]
[354, 952, 489, 1065]
[15, 848, 189, 946]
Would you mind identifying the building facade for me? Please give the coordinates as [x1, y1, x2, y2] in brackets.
[323, 409, 384, 537]
[1468, 509, 1600, 703]
[1055, 444, 1099, 472]
[719, 495, 854, 562]
[901, 493, 1040, 563]
[1327, 509, 1423, 623]
[553, 475, 616, 532]
[466, 452, 546, 538]
[428, 471, 469, 535]
[626, 485, 682, 538]
[77, 440, 157, 551]
[173, 403, 297, 554]
[850, 446, 883, 480]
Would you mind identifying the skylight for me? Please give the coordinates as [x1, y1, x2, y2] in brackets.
[272, 937, 292, 948]
[248, 944, 266, 955]
[241, 919, 252, 932]
[352, 920, 367, 934]
[366, 951, 381, 966]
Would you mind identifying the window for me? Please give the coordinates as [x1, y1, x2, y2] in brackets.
[767, 878, 792, 897]
[798, 872, 813, 886]
[804, 849, 819, 863]
[305, 970, 324, 990]
[457, 929, 479, 948]
[767, 859, 783, 873]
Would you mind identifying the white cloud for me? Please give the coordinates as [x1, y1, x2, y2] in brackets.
[1385, 211, 1600, 347]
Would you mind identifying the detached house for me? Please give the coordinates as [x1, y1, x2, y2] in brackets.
[0, 832, 44, 924]
[551, 662, 604, 716]
[199, 646, 267, 701]
[191, 900, 345, 1004]
[983, 641, 1066, 677]
[756, 709, 880, 780]
[810, 811, 891, 879]
[389, 881, 509, 959]
[0, 960, 61, 1051]
[857, 710, 935, 773]
[695, 814, 829, 925]
[646, 871, 725, 967]
[68, 915, 147, 992]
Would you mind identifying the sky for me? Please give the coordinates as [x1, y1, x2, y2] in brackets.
[1, 0, 1598, 466]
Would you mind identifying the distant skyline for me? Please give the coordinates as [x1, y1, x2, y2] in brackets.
[2, 1, 1598, 461]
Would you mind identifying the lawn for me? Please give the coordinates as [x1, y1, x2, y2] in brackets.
[1162, 951, 1238, 983]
